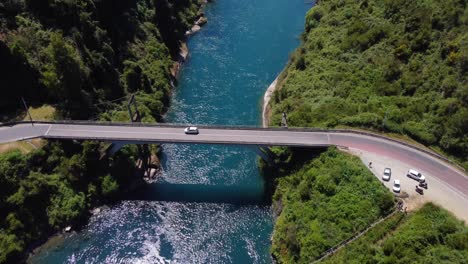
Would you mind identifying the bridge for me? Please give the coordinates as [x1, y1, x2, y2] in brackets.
[1, 121, 467, 198]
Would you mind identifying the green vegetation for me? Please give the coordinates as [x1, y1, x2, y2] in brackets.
[270, 148, 395, 263]
[0, 0, 203, 263]
[0, 142, 143, 263]
[266, 1, 468, 262]
[0, 0, 201, 121]
[0, 140, 43, 154]
[269, 0, 468, 166]
[323, 203, 468, 263]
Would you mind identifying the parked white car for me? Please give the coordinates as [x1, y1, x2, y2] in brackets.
[393, 179, 401, 193]
[184, 127, 199, 135]
[382, 168, 391, 181]
[407, 169, 425, 183]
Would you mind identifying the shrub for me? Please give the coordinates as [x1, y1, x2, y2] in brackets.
[271, 148, 394, 263]
[269, 0, 468, 161]
[101, 175, 119, 197]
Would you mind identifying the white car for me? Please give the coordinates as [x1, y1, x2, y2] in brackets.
[382, 168, 391, 181]
[407, 169, 425, 183]
[184, 127, 199, 135]
[393, 179, 401, 193]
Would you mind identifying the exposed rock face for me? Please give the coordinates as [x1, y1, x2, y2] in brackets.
[195, 16, 208, 26]
[185, 12, 208, 36]
[191, 24, 202, 33]
[262, 77, 278, 127]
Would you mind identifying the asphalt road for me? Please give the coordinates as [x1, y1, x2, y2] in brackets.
[1, 123, 467, 198]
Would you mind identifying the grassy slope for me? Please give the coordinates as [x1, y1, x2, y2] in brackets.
[271, 148, 395, 263]
[268, 0, 468, 167]
[322, 203, 468, 264]
[0, 105, 56, 154]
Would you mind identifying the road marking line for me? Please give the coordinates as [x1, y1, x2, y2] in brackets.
[45, 125, 52, 136]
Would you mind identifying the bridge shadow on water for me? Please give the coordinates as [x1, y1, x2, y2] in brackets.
[126, 182, 268, 205]
[125, 147, 328, 205]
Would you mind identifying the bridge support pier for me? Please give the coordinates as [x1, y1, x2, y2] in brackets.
[106, 142, 126, 156]
[244, 145, 274, 166]
[104, 94, 153, 178]
[104, 141, 154, 178]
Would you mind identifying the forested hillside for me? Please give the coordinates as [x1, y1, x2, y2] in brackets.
[269, 148, 395, 263]
[0, 1, 202, 262]
[0, 0, 201, 120]
[0, 142, 143, 263]
[267, 148, 468, 263]
[268, 0, 467, 165]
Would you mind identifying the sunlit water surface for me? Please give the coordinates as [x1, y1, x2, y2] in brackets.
[30, 0, 310, 263]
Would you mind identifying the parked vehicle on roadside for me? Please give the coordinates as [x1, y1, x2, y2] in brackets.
[419, 181, 428, 189]
[393, 179, 401, 193]
[382, 168, 391, 181]
[415, 185, 424, 195]
[407, 169, 426, 182]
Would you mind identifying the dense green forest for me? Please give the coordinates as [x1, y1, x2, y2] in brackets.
[0, 142, 143, 263]
[269, 148, 395, 263]
[266, 0, 468, 262]
[0, 0, 201, 121]
[323, 203, 468, 263]
[268, 0, 468, 165]
[0, 0, 202, 262]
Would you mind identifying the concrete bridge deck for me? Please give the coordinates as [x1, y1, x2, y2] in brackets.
[1, 121, 467, 199]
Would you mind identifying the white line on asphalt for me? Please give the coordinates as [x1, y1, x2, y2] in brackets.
[45, 125, 52, 136]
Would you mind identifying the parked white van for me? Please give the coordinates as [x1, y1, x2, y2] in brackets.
[407, 169, 426, 183]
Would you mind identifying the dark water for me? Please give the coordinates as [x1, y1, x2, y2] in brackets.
[30, 1, 310, 263]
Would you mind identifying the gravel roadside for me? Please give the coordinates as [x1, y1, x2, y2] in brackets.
[348, 148, 468, 223]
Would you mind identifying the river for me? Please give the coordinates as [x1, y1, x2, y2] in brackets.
[29, 0, 311, 263]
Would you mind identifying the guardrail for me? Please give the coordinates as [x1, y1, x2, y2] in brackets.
[312, 200, 405, 263]
[1, 120, 465, 172]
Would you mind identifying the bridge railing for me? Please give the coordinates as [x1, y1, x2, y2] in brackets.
[1, 120, 465, 173]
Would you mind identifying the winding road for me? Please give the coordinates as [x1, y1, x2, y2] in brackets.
[1, 122, 467, 201]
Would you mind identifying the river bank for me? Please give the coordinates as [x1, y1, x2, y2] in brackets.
[170, 2, 209, 80]
[29, 1, 311, 262]
[22, 4, 211, 263]
[262, 77, 277, 127]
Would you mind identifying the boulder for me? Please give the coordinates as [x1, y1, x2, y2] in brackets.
[195, 16, 208, 26]
[191, 25, 201, 33]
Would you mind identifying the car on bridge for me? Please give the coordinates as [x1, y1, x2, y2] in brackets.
[184, 127, 199, 135]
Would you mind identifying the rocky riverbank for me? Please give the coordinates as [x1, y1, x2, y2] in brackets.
[262, 77, 278, 127]
[170, 1, 210, 80]
[11, 3, 212, 263]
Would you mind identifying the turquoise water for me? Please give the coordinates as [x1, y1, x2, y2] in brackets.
[30, 1, 310, 263]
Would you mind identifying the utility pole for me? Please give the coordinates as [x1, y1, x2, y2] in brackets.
[21, 97, 34, 126]
[281, 112, 288, 128]
[127, 94, 141, 122]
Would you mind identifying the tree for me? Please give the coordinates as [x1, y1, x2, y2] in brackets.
[41, 32, 89, 118]
[101, 175, 119, 198]
[47, 183, 86, 228]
